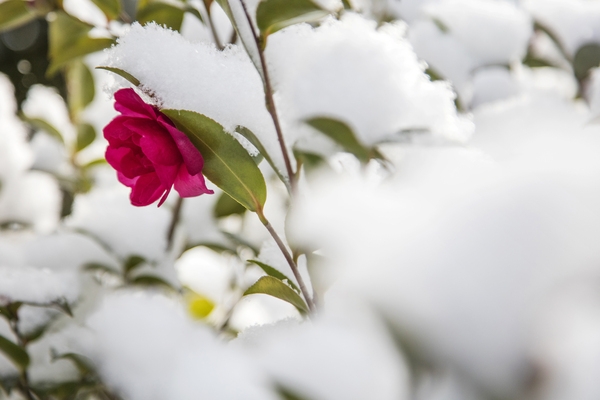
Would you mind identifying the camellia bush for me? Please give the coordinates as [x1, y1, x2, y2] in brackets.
[3, 0, 600, 399]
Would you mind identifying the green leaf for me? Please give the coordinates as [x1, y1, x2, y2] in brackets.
[136, 1, 185, 31]
[83, 262, 120, 276]
[236, 125, 288, 187]
[19, 114, 64, 144]
[48, 12, 115, 76]
[293, 149, 327, 175]
[0, 334, 29, 370]
[425, 67, 444, 82]
[185, 4, 204, 24]
[51, 298, 73, 317]
[0, 375, 19, 395]
[244, 276, 308, 314]
[305, 116, 372, 163]
[82, 158, 108, 170]
[22, 324, 48, 344]
[214, 0, 233, 21]
[533, 21, 570, 63]
[574, 43, 600, 81]
[431, 17, 449, 33]
[51, 350, 93, 375]
[66, 59, 95, 118]
[123, 255, 145, 276]
[0, 0, 38, 32]
[76, 123, 96, 152]
[222, 231, 260, 254]
[214, 191, 247, 218]
[276, 384, 313, 400]
[256, 0, 328, 37]
[247, 259, 300, 293]
[522, 51, 555, 69]
[91, 0, 121, 20]
[129, 274, 174, 289]
[96, 66, 141, 86]
[162, 109, 267, 212]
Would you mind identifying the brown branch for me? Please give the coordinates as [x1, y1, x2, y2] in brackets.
[257, 210, 315, 312]
[238, 0, 296, 190]
[166, 196, 184, 250]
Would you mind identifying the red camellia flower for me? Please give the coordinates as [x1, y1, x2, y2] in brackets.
[103, 88, 213, 206]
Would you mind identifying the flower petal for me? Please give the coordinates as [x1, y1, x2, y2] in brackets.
[130, 172, 166, 206]
[105, 146, 153, 178]
[114, 88, 157, 119]
[123, 119, 182, 166]
[103, 116, 135, 145]
[117, 171, 137, 188]
[153, 163, 179, 189]
[159, 115, 204, 175]
[173, 164, 214, 197]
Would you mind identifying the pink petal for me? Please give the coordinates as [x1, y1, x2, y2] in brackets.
[130, 172, 166, 206]
[173, 164, 213, 197]
[153, 163, 179, 189]
[103, 116, 135, 145]
[158, 115, 204, 175]
[123, 119, 182, 166]
[114, 88, 157, 119]
[105, 146, 153, 178]
[117, 171, 137, 188]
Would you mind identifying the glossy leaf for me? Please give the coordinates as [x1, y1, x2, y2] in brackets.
[83, 262, 119, 275]
[96, 66, 140, 86]
[256, 0, 327, 37]
[214, 191, 247, 218]
[51, 350, 93, 375]
[91, 0, 121, 20]
[222, 231, 260, 254]
[533, 21, 570, 63]
[214, 0, 233, 24]
[236, 125, 288, 186]
[185, 4, 204, 24]
[244, 276, 308, 314]
[276, 384, 313, 400]
[66, 59, 95, 118]
[123, 255, 146, 275]
[52, 298, 74, 317]
[137, 1, 185, 31]
[82, 158, 108, 170]
[162, 109, 267, 212]
[48, 12, 115, 76]
[293, 149, 327, 175]
[129, 274, 174, 289]
[574, 43, 600, 81]
[19, 114, 64, 144]
[0, 334, 29, 370]
[0, 0, 38, 32]
[248, 259, 300, 293]
[76, 123, 96, 152]
[305, 116, 372, 163]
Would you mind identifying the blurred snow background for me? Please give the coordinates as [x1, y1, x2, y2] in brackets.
[2, 0, 600, 399]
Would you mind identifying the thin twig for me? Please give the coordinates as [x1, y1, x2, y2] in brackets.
[257, 210, 315, 312]
[238, 0, 296, 190]
[166, 196, 184, 250]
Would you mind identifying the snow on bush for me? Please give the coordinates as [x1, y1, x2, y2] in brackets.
[1, 0, 600, 399]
